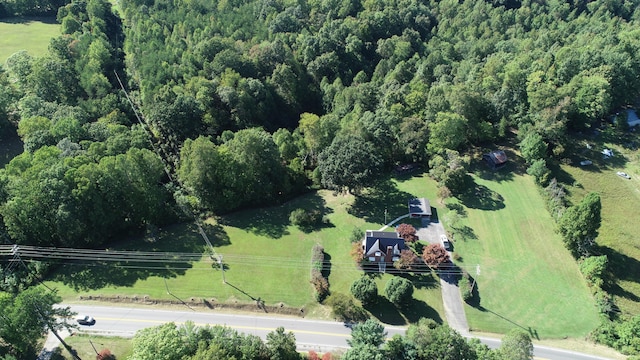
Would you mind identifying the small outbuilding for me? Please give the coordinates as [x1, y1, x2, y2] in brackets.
[483, 150, 508, 170]
[408, 198, 431, 219]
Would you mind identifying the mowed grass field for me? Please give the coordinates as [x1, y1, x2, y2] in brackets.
[48, 181, 445, 325]
[0, 17, 59, 62]
[451, 170, 600, 339]
[561, 132, 640, 316]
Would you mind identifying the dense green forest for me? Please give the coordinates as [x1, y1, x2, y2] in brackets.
[3, 0, 640, 248]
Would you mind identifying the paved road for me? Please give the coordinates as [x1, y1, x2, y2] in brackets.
[52, 304, 615, 360]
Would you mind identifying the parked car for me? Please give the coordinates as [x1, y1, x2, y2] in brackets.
[579, 160, 592, 166]
[440, 234, 452, 251]
[617, 171, 631, 179]
[76, 315, 95, 325]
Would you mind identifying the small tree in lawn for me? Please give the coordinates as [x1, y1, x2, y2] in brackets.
[396, 223, 418, 243]
[394, 249, 419, 270]
[350, 242, 364, 264]
[350, 276, 378, 306]
[385, 277, 414, 307]
[422, 243, 450, 270]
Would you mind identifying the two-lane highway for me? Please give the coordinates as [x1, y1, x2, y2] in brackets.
[64, 304, 615, 359]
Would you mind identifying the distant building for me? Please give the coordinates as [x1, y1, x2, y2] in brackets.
[408, 198, 431, 219]
[483, 150, 508, 170]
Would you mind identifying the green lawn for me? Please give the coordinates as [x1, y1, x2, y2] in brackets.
[560, 130, 640, 316]
[60, 334, 133, 360]
[451, 170, 599, 339]
[48, 181, 446, 325]
[0, 17, 59, 63]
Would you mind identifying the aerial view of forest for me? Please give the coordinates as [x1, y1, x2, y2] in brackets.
[1, 0, 640, 358]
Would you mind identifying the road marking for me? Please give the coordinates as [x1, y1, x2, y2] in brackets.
[96, 317, 351, 338]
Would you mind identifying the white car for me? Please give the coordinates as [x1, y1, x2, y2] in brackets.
[617, 171, 631, 179]
[440, 234, 452, 251]
[579, 160, 592, 166]
[76, 315, 95, 325]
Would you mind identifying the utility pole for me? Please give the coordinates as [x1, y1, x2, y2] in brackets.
[471, 264, 480, 291]
[384, 208, 388, 224]
[218, 255, 226, 284]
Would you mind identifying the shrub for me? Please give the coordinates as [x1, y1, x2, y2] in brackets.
[350, 227, 364, 243]
[290, 208, 323, 229]
[579, 255, 608, 289]
[459, 272, 473, 302]
[350, 276, 378, 306]
[310, 244, 329, 301]
[594, 289, 615, 318]
[385, 277, 413, 307]
[324, 293, 367, 322]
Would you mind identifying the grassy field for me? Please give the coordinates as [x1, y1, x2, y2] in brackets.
[59, 334, 133, 360]
[0, 17, 59, 63]
[450, 167, 600, 339]
[560, 126, 640, 316]
[47, 179, 446, 325]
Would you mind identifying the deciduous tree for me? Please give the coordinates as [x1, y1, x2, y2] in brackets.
[422, 243, 450, 270]
[558, 192, 601, 258]
[497, 329, 533, 360]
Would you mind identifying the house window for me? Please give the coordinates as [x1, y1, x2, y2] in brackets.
[375, 251, 381, 257]
[369, 257, 376, 262]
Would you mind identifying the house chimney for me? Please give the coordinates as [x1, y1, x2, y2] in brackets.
[386, 246, 393, 263]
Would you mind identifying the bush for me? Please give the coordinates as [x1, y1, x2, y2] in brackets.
[324, 293, 367, 322]
[385, 277, 413, 307]
[290, 208, 323, 229]
[594, 289, 615, 318]
[459, 272, 473, 302]
[310, 244, 329, 302]
[579, 255, 608, 289]
[350, 276, 378, 306]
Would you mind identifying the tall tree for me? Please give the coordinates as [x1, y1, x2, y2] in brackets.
[0, 287, 75, 358]
[347, 319, 387, 348]
[406, 319, 477, 360]
[422, 243, 451, 270]
[557, 192, 602, 258]
[266, 327, 300, 360]
[385, 277, 414, 306]
[350, 276, 378, 306]
[497, 329, 533, 360]
[317, 134, 383, 193]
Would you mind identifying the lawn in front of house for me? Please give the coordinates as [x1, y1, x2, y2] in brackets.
[450, 171, 599, 339]
[60, 334, 133, 360]
[48, 179, 446, 325]
[0, 17, 59, 62]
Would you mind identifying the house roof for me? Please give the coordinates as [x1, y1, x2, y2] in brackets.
[408, 198, 431, 216]
[363, 230, 405, 257]
[484, 150, 508, 165]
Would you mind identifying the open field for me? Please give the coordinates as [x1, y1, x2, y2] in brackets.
[0, 17, 59, 62]
[451, 167, 600, 339]
[60, 334, 133, 360]
[47, 180, 446, 325]
[560, 126, 640, 316]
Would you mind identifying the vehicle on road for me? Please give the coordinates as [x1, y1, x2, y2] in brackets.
[617, 171, 631, 179]
[76, 315, 95, 325]
[440, 234, 452, 251]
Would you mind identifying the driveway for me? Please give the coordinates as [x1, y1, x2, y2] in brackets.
[417, 220, 469, 335]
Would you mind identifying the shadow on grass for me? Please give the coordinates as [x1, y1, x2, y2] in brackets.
[0, 15, 58, 24]
[49, 223, 207, 291]
[477, 305, 539, 340]
[218, 192, 331, 238]
[599, 246, 640, 305]
[457, 176, 505, 211]
[349, 179, 415, 224]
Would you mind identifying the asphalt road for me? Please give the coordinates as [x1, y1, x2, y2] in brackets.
[65, 304, 614, 360]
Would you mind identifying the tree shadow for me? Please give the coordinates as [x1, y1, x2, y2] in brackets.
[322, 252, 332, 280]
[49, 223, 206, 290]
[400, 298, 443, 324]
[445, 203, 467, 217]
[457, 177, 505, 210]
[0, 126, 23, 168]
[477, 305, 539, 340]
[218, 192, 330, 238]
[451, 225, 477, 242]
[366, 297, 407, 325]
[349, 179, 414, 224]
[0, 16, 58, 24]
[598, 246, 640, 304]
